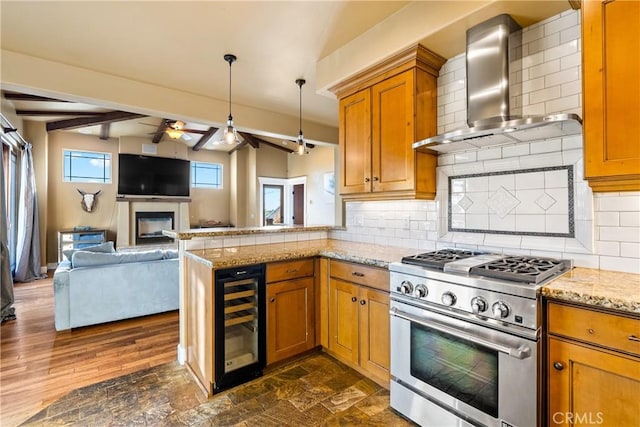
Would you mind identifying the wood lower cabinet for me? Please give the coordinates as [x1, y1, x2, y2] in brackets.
[266, 259, 315, 365]
[327, 260, 390, 384]
[333, 44, 445, 201]
[582, 0, 640, 191]
[547, 301, 640, 426]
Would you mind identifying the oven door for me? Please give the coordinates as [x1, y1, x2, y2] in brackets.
[390, 299, 538, 427]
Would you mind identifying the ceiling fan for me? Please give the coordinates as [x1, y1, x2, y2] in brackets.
[142, 119, 210, 141]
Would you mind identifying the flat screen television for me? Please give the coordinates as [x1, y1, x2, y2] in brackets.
[118, 154, 190, 197]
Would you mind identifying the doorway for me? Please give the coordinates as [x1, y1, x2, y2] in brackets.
[258, 177, 306, 226]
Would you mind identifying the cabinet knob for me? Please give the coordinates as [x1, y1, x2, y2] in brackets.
[553, 362, 564, 371]
[588, 328, 595, 334]
[373, 176, 379, 181]
[351, 272, 365, 277]
[351, 296, 357, 303]
[360, 300, 366, 306]
[285, 269, 299, 274]
[364, 177, 370, 183]
[270, 297, 275, 303]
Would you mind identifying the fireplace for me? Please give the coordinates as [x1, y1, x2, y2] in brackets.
[135, 211, 174, 245]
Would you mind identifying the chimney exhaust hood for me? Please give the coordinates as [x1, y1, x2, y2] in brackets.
[413, 14, 582, 154]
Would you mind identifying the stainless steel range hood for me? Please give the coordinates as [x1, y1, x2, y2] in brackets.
[414, 14, 582, 154]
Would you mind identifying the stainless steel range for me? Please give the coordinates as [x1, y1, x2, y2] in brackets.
[389, 249, 572, 427]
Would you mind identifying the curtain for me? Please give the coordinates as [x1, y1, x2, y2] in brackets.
[13, 143, 44, 282]
[1, 146, 15, 321]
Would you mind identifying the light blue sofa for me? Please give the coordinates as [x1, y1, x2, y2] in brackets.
[53, 245, 179, 331]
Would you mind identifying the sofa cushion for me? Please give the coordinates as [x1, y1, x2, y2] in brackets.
[63, 241, 115, 260]
[71, 249, 165, 268]
[163, 249, 179, 259]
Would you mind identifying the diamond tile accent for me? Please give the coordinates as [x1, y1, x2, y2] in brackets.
[535, 192, 557, 211]
[487, 186, 521, 219]
[457, 195, 474, 211]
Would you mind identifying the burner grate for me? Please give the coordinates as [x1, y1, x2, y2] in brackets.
[401, 249, 485, 270]
[470, 256, 567, 284]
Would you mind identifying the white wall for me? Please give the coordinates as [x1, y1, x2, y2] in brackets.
[330, 10, 640, 275]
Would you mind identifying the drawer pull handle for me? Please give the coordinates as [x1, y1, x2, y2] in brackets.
[629, 335, 640, 342]
[286, 269, 299, 274]
[553, 362, 564, 371]
[351, 297, 357, 303]
[270, 297, 275, 303]
[352, 272, 365, 277]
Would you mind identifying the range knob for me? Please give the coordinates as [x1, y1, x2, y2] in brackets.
[414, 284, 428, 298]
[441, 291, 457, 306]
[398, 280, 413, 295]
[470, 297, 488, 314]
[492, 301, 510, 319]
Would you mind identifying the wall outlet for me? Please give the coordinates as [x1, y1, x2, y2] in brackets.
[401, 215, 411, 230]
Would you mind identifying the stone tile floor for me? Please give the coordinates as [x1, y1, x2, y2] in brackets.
[21, 352, 416, 426]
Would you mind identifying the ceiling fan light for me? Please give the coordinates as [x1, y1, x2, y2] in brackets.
[166, 128, 184, 139]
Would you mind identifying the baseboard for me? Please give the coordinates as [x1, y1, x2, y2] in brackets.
[177, 344, 186, 365]
[41, 265, 49, 274]
[47, 263, 58, 271]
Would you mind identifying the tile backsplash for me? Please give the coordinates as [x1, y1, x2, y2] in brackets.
[330, 9, 640, 275]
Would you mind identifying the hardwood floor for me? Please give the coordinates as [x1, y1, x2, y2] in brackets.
[0, 275, 179, 427]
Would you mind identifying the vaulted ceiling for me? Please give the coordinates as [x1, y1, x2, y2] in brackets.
[1, 1, 573, 149]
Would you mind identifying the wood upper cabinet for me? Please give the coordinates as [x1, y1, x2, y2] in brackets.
[328, 260, 390, 384]
[547, 301, 640, 425]
[333, 44, 445, 200]
[266, 259, 315, 365]
[582, 0, 640, 191]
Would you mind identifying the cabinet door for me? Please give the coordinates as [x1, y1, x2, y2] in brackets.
[328, 278, 359, 364]
[548, 337, 640, 426]
[339, 89, 371, 195]
[583, 0, 640, 191]
[358, 287, 390, 383]
[266, 277, 315, 364]
[371, 70, 416, 193]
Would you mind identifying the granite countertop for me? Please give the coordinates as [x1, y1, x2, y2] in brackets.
[184, 238, 416, 269]
[542, 268, 640, 315]
[164, 225, 336, 240]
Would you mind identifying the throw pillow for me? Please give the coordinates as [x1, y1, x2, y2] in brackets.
[63, 241, 115, 260]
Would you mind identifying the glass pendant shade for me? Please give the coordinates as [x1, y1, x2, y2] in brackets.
[224, 115, 239, 144]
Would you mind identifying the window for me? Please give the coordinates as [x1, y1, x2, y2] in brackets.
[63, 149, 111, 183]
[191, 161, 223, 189]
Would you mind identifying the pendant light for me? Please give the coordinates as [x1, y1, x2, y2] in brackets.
[223, 54, 239, 145]
[295, 78, 307, 155]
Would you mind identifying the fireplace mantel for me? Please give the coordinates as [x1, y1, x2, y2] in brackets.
[116, 197, 191, 203]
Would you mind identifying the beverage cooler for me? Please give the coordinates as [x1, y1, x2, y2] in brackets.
[214, 263, 266, 392]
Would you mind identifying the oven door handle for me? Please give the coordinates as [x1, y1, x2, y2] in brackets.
[390, 308, 531, 360]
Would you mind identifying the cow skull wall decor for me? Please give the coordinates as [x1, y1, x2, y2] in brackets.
[77, 189, 102, 213]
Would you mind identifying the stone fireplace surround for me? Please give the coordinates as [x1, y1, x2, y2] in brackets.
[116, 197, 190, 249]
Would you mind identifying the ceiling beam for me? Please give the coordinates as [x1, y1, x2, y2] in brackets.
[284, 139, 316, 149]
[238, 132, 261, 149]
[228, 140, 249, 155]
[46, 111, 146, 132]
[192, 127, 219, 151]
[3, 93, 72, 102]
[16, 110, 105, 117]
[99, 123, 110, 140]
[257, 139, 294, 154]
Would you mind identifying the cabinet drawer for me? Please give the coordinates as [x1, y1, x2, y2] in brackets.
[329, 260, 389, 292]
[548, 302, 640, 356]
[266, 258, 314, 283]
